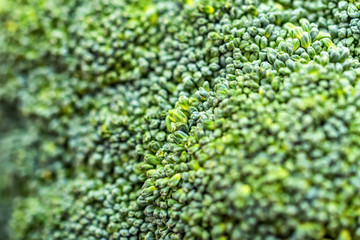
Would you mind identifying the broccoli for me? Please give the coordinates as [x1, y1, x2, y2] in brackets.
[1, 0, 360, 239]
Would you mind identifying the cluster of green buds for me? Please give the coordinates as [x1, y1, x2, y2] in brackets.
[2, 0, 360, 239]
[272, 0, 360, 57]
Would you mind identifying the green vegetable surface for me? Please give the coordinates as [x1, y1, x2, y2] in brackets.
[1, 0, 360, 239]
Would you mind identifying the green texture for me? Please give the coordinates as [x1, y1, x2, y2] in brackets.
[1, 0, 360, 239]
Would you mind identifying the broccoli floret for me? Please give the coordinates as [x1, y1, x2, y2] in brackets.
[153, 62, 360, 239]
[1, 0, 360, 240]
